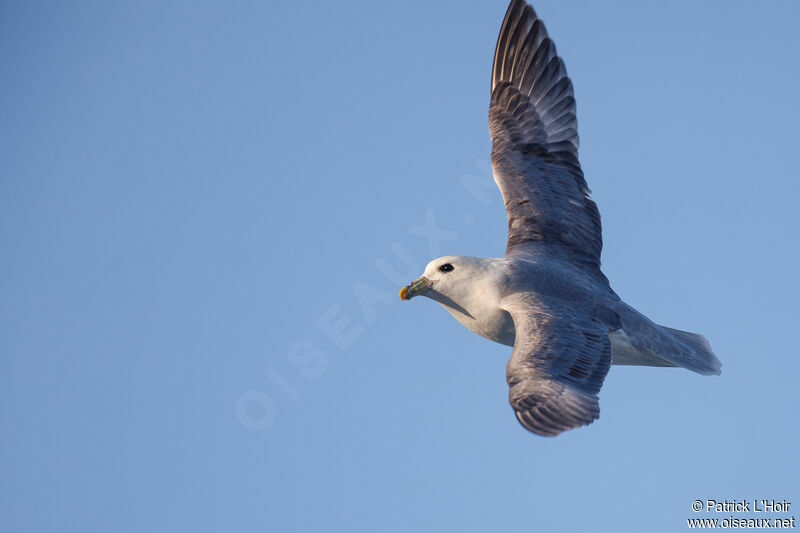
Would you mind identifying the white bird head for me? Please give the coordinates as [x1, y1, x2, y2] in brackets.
[400, 256, 485, 301]
[400, 255, 515, 346]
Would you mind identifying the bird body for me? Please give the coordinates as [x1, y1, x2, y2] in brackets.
[413, 255, 719, 372]
[400, 0, 721, 436]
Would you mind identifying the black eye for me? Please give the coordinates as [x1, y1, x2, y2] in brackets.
[439, 263, 454, 273]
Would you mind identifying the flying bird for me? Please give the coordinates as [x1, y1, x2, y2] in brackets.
[400, 0, 721, 436]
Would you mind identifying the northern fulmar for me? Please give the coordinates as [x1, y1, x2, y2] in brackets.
[400, 0, 721, 437]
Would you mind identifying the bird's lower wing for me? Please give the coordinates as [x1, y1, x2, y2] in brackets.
[503, 293, 612, 436]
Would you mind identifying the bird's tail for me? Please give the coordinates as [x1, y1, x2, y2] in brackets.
[610, 301, 722, 376]
[661, 327, 722, 376]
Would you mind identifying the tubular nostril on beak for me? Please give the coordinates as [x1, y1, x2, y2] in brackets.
[400, 276, 432, 301]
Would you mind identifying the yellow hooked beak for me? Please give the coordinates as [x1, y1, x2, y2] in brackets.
[399, 276, 432, 300]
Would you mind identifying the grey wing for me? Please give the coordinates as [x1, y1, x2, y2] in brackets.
[490, 0, 602, 268]
[504, 294, 612, 436]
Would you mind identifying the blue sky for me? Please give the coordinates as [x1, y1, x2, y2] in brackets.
[2, 1, 798, 531]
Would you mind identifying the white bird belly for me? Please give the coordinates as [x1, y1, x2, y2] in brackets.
[442, 303, 516, 347]
[442, 303, 676, 367]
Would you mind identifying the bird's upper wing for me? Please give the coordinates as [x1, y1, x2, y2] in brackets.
[490, 0, 602, 268]
[503, 293, 612, 436]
